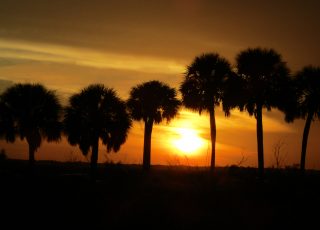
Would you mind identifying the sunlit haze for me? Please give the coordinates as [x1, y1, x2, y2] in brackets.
[172, 128, 206, 155]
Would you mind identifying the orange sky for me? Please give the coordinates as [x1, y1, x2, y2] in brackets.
[0, 0, 320, 168]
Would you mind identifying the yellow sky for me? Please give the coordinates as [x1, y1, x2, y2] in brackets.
[0, 0, 320, 168]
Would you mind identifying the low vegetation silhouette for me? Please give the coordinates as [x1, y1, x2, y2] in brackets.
[127, 80, 180, 170]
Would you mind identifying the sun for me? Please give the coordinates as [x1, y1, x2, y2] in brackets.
[173, 128, 206, 154]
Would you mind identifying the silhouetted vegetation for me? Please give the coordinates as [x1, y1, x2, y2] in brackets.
[0, 148, 7, 163]
[224, 48, 291, 178]
[180, 53, 231, 171]
[0, 83, 62, 169]
[1, 160, 320, 229]
[63, 84, 131, 179]
[127, 80, 180, 170]
[286, 66, 320, 172]
[0, 48, 319, 179]
[272, 139, 288, 169]
[0, 45, 320, 230]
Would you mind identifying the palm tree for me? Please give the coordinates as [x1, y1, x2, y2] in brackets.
[180, 53, 231, 171]
[127, 80, 180, 170]
[234, 48, 290, 177]
[64, 84, 131, 179]
[0, 98, 15, 142]
[293, 66, 320, 172]
[0, 83, 62, 168]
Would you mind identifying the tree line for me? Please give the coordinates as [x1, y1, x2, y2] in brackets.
[0, 47, 319, 179]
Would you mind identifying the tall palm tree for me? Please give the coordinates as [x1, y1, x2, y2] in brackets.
[180, 53, 231, 171]
[234, 48, 290, 177]
[293, 66, 320, 172]
[64, 84, 131, 179]
[127, 80, 180, 170]
[0, 83, 62, 168]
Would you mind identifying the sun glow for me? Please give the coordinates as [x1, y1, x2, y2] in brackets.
[173, 128, 206, 154]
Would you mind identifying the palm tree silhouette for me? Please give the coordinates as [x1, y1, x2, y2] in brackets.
[292, 66, 320, 172]
[127, 80, 180, 170]
[0, 83, 62, 168]
[180, 53, 231, 171]
[64, 84, 131, 179]
[234, 48, 290, 177]
[0, 98, 15, 142]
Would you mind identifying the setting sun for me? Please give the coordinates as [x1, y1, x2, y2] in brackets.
[173, 128, 206, 154]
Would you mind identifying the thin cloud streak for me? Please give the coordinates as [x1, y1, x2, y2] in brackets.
[171, 109, 295, 134]
[0, 38, 185, 74]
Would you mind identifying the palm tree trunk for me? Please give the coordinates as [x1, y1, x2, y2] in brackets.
[300, 112, 313, 172]
[28, 143, 35, 169]
[26, 136, 36, 171]
[209, 107, 216, 171]
[256, 106, 264, 178]
[143, 119, 153, 170]
[90, 138, 99, 180]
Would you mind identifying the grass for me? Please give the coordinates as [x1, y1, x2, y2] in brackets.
[1, 159, 320, 229]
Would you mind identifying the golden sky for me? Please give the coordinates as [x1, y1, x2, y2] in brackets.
[0, 0, 320, 168]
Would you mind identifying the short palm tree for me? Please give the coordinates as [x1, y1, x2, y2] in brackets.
[294, 66, 320, 172]
[127, 80, 180, 170]
[0, 83, 62, 167]
[180, 53, 231, 171]
[64, 84, 131, 179]
[234, 48, 290, 177]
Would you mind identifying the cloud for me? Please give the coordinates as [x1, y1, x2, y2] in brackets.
[0, 61, 182, 103]
[162, 108, 295, 139]
[215, 109, 295, 133]
[0, 58, 32, 67]
[0, 38, 185, 75]
[1, 0, 319, 70]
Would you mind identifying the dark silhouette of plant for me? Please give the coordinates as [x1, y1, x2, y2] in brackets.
[0, 83, 62, 168]
[180, 53, 231, 171]
[272, 139, 287, 169]
[229, 48, 290, 177]
[0, 148, 7, 162]
[127, 80, 180, 170]
[64, 84, 131, 179]
[292, 66, 320, 172]
[0, 97, 15, 141]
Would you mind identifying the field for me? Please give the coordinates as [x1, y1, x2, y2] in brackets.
[1, 160, 320, 229]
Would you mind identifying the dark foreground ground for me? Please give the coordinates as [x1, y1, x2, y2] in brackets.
[1, 160, 320, 229]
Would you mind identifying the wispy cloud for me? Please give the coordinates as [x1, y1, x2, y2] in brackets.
[0, 58, 31, 67]
[170, 109, 295, 134]
[0, 38, 185, 74]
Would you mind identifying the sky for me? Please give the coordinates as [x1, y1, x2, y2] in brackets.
[0, 0, 320, 168]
